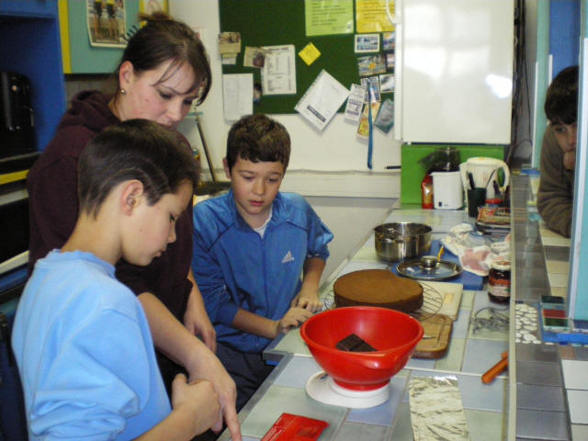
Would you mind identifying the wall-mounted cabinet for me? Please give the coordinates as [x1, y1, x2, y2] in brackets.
[59, 0, 140, 74]
[0, 0, 66, 152]
[0, 0, 57, 16]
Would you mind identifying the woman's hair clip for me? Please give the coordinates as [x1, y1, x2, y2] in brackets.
[122, 24, 140, 42]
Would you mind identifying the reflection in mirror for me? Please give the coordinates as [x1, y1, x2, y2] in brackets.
[512, 1, 579, 324]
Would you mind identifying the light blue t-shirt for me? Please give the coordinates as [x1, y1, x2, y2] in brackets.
[12, 250, 170, 441]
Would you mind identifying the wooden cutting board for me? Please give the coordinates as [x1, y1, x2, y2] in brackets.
[413, 314, 453, 359]
[420, 281, 463, 321]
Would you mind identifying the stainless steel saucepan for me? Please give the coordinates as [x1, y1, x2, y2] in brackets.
[374, 222, 432, 262]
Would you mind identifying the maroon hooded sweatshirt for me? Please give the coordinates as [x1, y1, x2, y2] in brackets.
[27, 90, 193, 321]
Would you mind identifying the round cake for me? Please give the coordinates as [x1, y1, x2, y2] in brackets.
[334, 269, 423, 313]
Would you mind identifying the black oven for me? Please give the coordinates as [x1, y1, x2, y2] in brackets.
[0, 166, 30, 441]
[0, 71, 35, 157]
[0, 188, 28, 304]
[0, 152, 37, 304]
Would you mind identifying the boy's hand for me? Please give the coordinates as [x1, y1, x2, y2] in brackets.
[292, 288, 322, 313]
[184, 282, 217, 352]
[277, 306, 313, 334]
[186, 351, 241, 441]
[171, 373, 222, 435]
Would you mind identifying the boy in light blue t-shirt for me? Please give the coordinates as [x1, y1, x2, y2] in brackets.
[12, 120, 222, 441]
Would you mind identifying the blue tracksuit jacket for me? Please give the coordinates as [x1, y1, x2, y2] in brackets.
[192, 191, 333, 353]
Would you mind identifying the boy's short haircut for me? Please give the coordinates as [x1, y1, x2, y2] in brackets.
[545, 65, 578, 125]
[78, 119, 199, 218]
[225, 114, 291, 172]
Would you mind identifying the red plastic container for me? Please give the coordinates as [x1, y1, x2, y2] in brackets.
[421, 174, 434, 209]
[301, 306, 423, 391]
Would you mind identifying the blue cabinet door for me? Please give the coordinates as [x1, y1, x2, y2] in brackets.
[0, 0, 57, 17]
[0, 0, 66, 151]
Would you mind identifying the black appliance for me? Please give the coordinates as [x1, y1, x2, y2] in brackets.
[0, 177, 30, 440]
[0, 72, 35, 157]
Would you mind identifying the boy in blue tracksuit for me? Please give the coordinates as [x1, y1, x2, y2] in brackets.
[192, 114, 333, 409]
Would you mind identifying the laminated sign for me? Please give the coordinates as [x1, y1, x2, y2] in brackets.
[295, 70, 349, 131]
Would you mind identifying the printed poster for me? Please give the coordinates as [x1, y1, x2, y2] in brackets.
[356, 0, 395, 33]
[222, 73, 253, 122]
[295, 70, 350, 131]
[139, 0, 168, 14]
[87, 0, 127, 48]
[305, 0, 354, 36]
[261, 45, 297, 95]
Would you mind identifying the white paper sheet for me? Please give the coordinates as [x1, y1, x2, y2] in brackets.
[295, 70, 350, 131]
[261, 45, 297, 95]
[344, 83, 366, 122]
[222, 73, 253, 122]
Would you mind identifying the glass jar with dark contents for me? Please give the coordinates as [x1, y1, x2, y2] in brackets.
[488, 259, 511, 304]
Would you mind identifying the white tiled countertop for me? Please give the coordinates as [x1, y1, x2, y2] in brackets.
[220, 206, 510, 441]
[511, 173, 588, 441]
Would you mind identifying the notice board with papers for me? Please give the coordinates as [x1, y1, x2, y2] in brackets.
[218, 0, 360, 114]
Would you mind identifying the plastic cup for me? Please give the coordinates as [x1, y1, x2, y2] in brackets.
[467, 188, 487, 218]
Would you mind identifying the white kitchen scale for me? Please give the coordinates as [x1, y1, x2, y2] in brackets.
[305, 371, 391, 408]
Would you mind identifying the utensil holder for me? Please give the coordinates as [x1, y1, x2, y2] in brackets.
[467, 188, 486, 218]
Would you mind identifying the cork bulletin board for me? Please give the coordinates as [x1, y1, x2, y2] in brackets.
[219, 0, 361, 114]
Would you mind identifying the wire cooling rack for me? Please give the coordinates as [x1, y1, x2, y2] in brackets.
[319, 278, 444, 321]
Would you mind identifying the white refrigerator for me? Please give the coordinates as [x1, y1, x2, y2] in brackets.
[393, 0, 514, 144]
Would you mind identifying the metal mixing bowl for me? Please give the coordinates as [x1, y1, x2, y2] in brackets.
[374, 222, 433, 262]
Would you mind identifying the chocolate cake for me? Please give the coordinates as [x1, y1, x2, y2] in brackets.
[334, 269, 423, 313]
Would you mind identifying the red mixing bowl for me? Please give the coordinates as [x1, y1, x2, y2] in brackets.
[301, 306, 423, 391]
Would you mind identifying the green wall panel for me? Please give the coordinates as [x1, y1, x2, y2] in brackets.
[401, 144, 506, 205]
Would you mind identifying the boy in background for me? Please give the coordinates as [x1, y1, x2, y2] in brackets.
[192, 114, 333, 409]
[12, 120, 223, 440]
[537, 65, 578, 237]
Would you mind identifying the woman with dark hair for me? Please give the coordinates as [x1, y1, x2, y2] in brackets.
[26, 12, 241, 441]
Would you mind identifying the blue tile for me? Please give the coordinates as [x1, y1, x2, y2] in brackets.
[453, 306, 472, 339]
[573, 319, 588, 331]
[573, 346, 588, 361]
[465, 409, 504, 441]
[387, 402, 414, 440]
[517, 360, 562, 387]
[346, 376, 407, 426]
[462, 339, 508, 375]
[273, 356, 322, 388]
[517, 384, 566, 411]
[406, 356, 435, 369]
[455, 374, 505, 412]
[334, 422, 389, 440]
[516, 409, 570, 440]
[516, 343, 559, 363]
[472, 290, 506, 311]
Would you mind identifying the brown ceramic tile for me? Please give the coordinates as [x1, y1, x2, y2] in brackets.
[559, 345, 576, 360]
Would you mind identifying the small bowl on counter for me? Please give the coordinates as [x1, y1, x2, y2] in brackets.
[374, 222, 432, 262]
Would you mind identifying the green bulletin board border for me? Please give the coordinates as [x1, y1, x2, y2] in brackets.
[219, 0, 360, 114]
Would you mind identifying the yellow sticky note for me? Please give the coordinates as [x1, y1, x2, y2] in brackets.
[298, 43, 321, 66]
